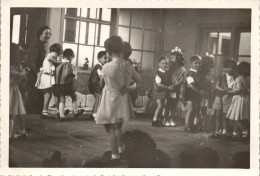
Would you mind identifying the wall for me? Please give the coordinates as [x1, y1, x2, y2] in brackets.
[163, 9, 251, 70]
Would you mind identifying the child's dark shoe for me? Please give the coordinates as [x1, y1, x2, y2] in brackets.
[40, 114, 49, 119]
[221, 133, 229, 140]
[152, 120, 157, 127]
[74, 109, 84, 118]
[209, 132, 220, 139]
[64, 109, 70, 115]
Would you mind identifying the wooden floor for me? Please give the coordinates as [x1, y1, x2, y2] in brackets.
[9, 114, 249, 168]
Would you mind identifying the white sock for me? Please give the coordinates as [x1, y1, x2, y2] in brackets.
[72, 101, 78, 114]
[119, 146, 124, 154]
[222, 129, 227, 134]
[42, 110, 48, 115]
[111, 154, 120, 159]
[59, 102, 65, 118]
[233, 131, 238, 136]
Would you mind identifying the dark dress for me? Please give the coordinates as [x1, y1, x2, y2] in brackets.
[27, 40, 46, 114]
[153, 70, 170, 100]
[185, 70, 201, 104]
[88, 64, 103, 94]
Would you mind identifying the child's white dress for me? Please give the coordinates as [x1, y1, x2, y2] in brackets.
[95, 61, 135, 124]
[226, 76, 250, 121]
[35, 52, 56, 89]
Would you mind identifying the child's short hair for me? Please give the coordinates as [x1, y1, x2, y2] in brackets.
[159, 56, 167, 63]
[104, 36, 123, 55]
[223, 59, 236, 69]
[236, 62, 250, 77]
[49, 43, 63, 54]
[122, 42, 132, 60]
[63, 49, 74, 58]
[97, 51, 106, 59]
[190, 55, 201, 63]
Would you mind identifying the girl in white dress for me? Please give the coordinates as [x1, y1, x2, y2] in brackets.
[96, 36, 141, 161]
[35, 43, 62, 118]
[226, 62, 250, 140]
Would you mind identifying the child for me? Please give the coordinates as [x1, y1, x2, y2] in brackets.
[95, 36, 141, 161]
[184, 55, 203, 132]
[88, 51, 107, 118]
[35, 43, 62, 118]
[152, 57, 173, 127]
[166, 47, 186, 127]
[210, 59, 236, 138]
[122, 42, 139, 107]
[226, 62, 250, 140]
[197, 54, 215, 131]
[55, 49, 83, 120]
[9, 43, 28, 139]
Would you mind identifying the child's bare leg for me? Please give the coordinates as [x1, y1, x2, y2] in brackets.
[164, 99, 171, 125]
[153, 99, 164, 121]
[42, 91, 51, 115]
[185, 101, 193, 128]
[9, 115, 15, 138]
[105, 124, 120, 159]
[71, 93, 78, 114]
[222, 113, 228, 134]
[115, 122, 124, 153]
[59, 95, 65, 118]
[17, 115, 25, 133]
[170, 99, 178, 122]
[215, 110, 222, 134]
[55, 96, 60, 113]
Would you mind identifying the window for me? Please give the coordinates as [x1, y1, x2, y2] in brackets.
[238, 32, 251, 63]
[62, 8, 111, 68]
[117, 9, 158, 71]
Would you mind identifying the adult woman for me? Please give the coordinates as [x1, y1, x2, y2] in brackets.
[27, 26, 51, 114]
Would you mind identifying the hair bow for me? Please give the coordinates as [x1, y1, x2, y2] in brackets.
[171, 46, 182, 54]
[205, 52, 214, 58]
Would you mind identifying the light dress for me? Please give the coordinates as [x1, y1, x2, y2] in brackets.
[95, 60, 135, 124]
[226, 76, 250, 121]
[35, 52, 56, 89]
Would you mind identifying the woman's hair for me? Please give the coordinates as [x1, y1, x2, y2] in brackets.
[122, 42, 132, 60]
[104, 36, 123, 55]
[63, 49, 74, 59]
[236, 62, 250, 77]
[36, 26, 51, 40]
[49, 43, 63, 54]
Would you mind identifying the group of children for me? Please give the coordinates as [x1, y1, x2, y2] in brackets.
[152, 48, 250, 141]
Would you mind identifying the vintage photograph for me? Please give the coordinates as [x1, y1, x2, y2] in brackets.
[8, 7, 252, 169]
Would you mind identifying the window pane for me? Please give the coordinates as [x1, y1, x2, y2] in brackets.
[119, 9, 130, 26]
[78, 45, 94, 68]
[62, 43, 78, 66]
[89, 8, 97, 19]
[130, 29, 143, 50]
[118, 27, 129, 42]
[130, 51, 141, 64]
[79, 22, 87, 44]
[239, 32, 251, 56]
[100, 25, 110, 46]
[102, 8, 111, 21]
[143, 31, 156, 51]
[94, 47, 106, 66]
[66, 8, 80, 17]
[144, 10, 156, 29]
[208, 32, 218, 54]
[88, 23, 96, 45]
[81, 8, 88, 18]
[142, 52, 154, 71]
[238, 56, 250, 63]
[218, 32, 231, 55]
[12, 15, 21, 44]
[131, 9, 144, 28]
[64, 19, 79, 43]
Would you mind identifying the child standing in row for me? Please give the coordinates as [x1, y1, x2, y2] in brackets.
[184, 55, 203, 132]
[152, 57, 173, 127]
[35, 43, 62, 118]
[55, 49, 83, 120]
[210, 59, 236, 138]
[88, 51, 107, 118]
[95, 36, 141, 161]
[227, 62, 250, 140]
[166, 48, 186, 127]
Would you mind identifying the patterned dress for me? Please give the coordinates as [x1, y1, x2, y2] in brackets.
[226, 76, 250, 121]
[95, 60, 135, 124]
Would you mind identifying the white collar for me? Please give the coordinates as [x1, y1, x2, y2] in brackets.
[62, 58, 69, 63]
[190, 68, 198, 73]
[159, 68, 166, 73]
